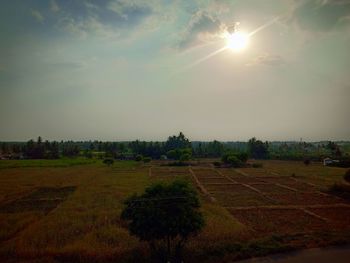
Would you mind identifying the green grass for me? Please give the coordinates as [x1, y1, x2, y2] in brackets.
[0, 158, 96, 169]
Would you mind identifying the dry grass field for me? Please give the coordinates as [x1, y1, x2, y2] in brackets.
[0, 159, 349, 262]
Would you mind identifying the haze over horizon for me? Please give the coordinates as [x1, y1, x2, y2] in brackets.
[1, 0, 350, 142]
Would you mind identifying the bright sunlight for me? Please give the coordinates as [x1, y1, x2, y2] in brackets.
[226, 31, 250, 52]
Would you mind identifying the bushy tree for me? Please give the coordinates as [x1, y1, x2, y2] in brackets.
[221, 151, 247, 167]
[103, 158, 114, 166]
[167, 148, 192, 160]
[135, 154, 143, 161]
[226, 155, 242, 167]
[121, 180, 204, 261]
[179, 153, 191, 162]
[248, 137, 269, 159]
[143, 157, 152, 163]
[165, 132, 191, 152]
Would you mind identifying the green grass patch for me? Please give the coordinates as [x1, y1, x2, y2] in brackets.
[0, 158, 96, 169]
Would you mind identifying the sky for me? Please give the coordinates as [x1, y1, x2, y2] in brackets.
[0, 0, 350, 142]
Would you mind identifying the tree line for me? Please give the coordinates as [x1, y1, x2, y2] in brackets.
[0, 133, 348, 162]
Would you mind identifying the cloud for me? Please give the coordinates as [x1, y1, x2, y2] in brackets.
[247, 54, 286, 67]
[46, 61, 84, 70]
[55, 0, 154, 39]
[293, 0, 350, 32]
[30, 9, 44, 23]
[107, 0, 151, 19]
[178, 11, 224, 49]
[50, 0, 60, 13]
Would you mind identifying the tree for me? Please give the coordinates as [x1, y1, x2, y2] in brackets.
[135, 154, 143, 161]
[103, 158, 114, 166]
[165, 132, 191, 152]
[167, 148, 192, 160]
[143, 157, 152, 163]
[248, 137, 269, 159]
[179, 153, 191, 162]
[221, 151, 247, 167]
[121, 180, 204, 261]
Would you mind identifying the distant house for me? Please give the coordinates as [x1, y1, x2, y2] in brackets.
[323, 158, 340, 166]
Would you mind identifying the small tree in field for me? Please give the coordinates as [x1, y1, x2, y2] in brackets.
[103, 158, 114, 166]
[121, 180, 204, 261]
[135, 154, 143, 161]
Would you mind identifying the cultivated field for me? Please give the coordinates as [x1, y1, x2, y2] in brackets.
[0, 159, 349, 262]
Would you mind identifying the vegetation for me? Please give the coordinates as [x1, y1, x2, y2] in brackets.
[0, 159, 349, 262]
[248, 137, 269, 159]
[135, 154, 143, 162]
[121, 180, 205, 261]
[1, 134, 349, 162]
[143, 157, 152, 163]
[221, 152, 248, 167]
[103, 158, 114, 166]
[167, 148, 192, 161]
[0, 158, 95, 169]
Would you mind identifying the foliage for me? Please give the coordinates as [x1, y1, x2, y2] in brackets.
[121, 180, 204, 260]
[247, 138, 269, 159]
[165, 132, 191, 152]
[221, 151, 247, 167]
[135, 154, 143, 162]
[226, 155, 242, 168]
[167, 148, 192, 161]
[193, 140, 224, 158]
[103, 158, 114, 166]
[143, 157, 152, 163]
[179, 153, 191, 162]
[0, 158, 95, 169]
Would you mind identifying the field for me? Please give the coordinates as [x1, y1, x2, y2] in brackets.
[0, 159, 349, 262]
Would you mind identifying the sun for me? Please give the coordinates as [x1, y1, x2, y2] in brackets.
[226, 31, 250, 52]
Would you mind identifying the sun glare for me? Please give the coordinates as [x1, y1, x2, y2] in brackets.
[226, 31, 250, 52]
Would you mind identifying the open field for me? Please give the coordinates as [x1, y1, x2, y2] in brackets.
[0, 159, 349, 262]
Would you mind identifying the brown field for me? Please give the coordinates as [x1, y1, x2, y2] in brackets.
[0, 159, 349, 262]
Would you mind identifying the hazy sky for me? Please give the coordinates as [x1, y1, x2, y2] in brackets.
[1, 0, 350, 141]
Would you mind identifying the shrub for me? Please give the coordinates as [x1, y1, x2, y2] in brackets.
[121, 180, 204, 261]
[143, 157, 152, 163]
[226, 155, 242, 168]
[167, 148, 192, 161]
[135, 154, 143, 162]
[179, 153, 191, 162]
[103, 158, 114, 166]
[221, 152, 248, 165]
[344, 169, 350, 183]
